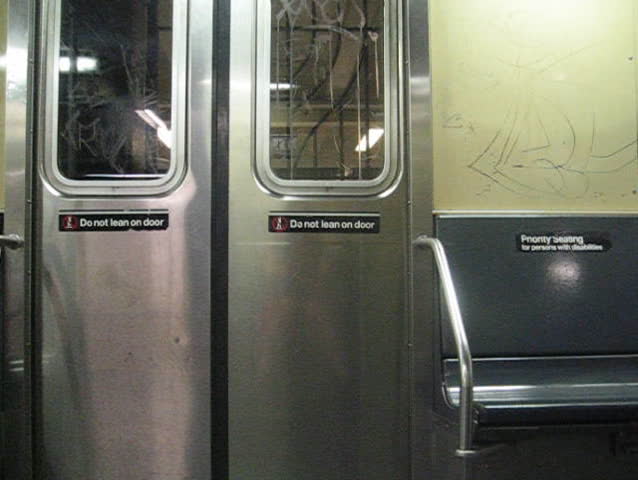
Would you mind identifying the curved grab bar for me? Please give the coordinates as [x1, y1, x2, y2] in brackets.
[413, 235, 476, 457]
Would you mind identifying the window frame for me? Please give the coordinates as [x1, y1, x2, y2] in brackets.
[254, 0, 403, 197]
[41, 0, 188, 196]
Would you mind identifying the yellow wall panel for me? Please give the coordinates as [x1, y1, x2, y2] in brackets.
[432, 0, 638, 211]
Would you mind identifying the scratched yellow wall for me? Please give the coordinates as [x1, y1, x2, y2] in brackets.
[431, 0, 638, 211]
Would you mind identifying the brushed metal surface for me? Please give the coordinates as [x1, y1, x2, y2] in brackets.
[228, 1, 409, 478]
[406, 0, 436, 479]
[4, 0, 34, 478]
[35, 0, 212, 477]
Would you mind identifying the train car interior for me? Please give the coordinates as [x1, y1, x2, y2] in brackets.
[1, 0, 638, 479]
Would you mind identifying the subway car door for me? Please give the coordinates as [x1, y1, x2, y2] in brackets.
[410, 2, 638, 480]
[227, 1, 410, 479]
[3, 0, 215, 478]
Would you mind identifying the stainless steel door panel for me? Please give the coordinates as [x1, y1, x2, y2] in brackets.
[229, 232, 407, 479]
[228, 1, 409, 475]
[34, 0, 213, 477]
[40, 196, 211, 478]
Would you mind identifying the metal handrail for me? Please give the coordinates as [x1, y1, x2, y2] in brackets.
[413, 235, 476, 457]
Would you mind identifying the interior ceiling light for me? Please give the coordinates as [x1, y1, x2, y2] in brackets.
[76, 56, 98, 72]
[355, 128, 384, 152]
[270, 82, 295, 90]
[59, 57, 72, 73]
[59, 56, 99, 73]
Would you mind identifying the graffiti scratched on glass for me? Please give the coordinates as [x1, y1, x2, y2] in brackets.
[269, 0, 385, 181]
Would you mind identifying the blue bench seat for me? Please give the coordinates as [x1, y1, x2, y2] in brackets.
[444, 356, 638, 427]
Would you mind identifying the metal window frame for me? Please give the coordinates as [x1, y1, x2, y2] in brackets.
[41, 0, 188, 196]
[254, 0, 403, 197]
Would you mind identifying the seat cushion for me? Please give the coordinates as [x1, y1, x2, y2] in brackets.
[443, 356, 638, 426]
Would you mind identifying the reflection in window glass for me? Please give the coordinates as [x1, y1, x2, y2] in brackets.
[57, 0, 173, 180]
[269, 0, 385, 181]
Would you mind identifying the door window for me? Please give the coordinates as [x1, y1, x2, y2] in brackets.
[46, 0, 186, 193]
[256, 0, 401, 195]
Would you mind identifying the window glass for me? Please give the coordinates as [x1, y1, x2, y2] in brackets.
[269, 0, 385, 181]
[57, 0, 173, 180]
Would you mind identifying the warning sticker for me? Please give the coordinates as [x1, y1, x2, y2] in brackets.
[517, 232, 611, 253]
[59, 211, 169, 232]
[269, 213, 380, 234]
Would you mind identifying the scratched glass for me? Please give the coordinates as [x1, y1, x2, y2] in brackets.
[57, 0, 173, 180]
[269, 0, 385, 181]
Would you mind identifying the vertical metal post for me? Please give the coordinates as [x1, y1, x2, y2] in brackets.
[363, 0, 371, 173]
[286, 12, 294, 179]
[339, 109, 345, 175]
[4, 0, 34, 477]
